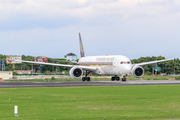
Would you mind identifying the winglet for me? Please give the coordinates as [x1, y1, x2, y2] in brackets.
[79, 33, 86, 57]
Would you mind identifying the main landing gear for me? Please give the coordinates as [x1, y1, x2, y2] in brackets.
[82, 70, 91, 81]
[111, 75, 127, 82]
[111, 75, 120, 81]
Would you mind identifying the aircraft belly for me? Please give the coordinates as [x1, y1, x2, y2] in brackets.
[99, 66, 122, 75]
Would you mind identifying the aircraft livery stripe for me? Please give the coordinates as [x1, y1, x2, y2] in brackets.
[79, 62, 113, 65]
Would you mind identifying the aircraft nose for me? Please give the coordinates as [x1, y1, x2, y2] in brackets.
[125, 65, 132, 73]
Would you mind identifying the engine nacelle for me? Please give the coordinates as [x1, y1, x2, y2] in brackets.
[69, 66, 83, 79]
[131, 66, 144, 78]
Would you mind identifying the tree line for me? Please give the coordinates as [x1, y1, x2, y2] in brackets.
[0, 54, 179, 75]
[0, 55, 72, 74]
[131, 56, 179, 75]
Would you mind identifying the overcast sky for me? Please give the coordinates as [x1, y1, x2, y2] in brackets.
[0, 0, 180, 59]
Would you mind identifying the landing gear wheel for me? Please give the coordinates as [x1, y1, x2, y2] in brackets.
[122, 78, 126, 82]
[82, 77, 86, 81]
[111, 77, 115, 81]
[111, 76, 120, 81]
[116, 77, 120, 81]
[82, 71, 91, 81]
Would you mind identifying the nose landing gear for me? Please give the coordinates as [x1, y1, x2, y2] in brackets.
[122, 74, 127, 82]
[122, 77, 126, 82]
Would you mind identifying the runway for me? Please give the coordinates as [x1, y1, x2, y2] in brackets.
[0, 80, 180, 88]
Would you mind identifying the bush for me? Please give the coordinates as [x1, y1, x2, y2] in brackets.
[51, 76, 55, 81]
[45, 70, 51, 74]
[36, 70, 40, 74]
[145, 71, 151, 75]
[13, 72, 18, 75]
[175, 76, 180, 80]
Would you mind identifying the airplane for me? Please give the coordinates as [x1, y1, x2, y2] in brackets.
[17, 33, 174, 81]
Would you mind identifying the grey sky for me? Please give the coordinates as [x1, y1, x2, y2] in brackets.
[0, 0, 179, 59]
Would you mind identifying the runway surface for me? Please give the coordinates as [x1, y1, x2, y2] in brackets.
[0, 80, 180, 88]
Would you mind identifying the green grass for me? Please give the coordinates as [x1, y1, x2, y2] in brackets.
[0, 85, 180, 120]
[127, 75, 177, 80]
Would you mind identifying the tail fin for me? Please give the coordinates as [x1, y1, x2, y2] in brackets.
[79, 33, 86, 57]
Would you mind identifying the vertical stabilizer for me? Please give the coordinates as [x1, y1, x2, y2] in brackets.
[79, 33, 86, 57]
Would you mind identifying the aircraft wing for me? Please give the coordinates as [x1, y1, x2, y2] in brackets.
[133, 58, 174, 66]
[18, 60, 97, 72]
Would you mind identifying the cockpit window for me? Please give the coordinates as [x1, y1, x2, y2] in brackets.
[120, 61, 131, 64]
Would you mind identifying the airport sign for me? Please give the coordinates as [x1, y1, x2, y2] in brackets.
[154, 67, 161, 71]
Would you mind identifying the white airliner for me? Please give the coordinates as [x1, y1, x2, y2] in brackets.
[18, 33, 174, 81]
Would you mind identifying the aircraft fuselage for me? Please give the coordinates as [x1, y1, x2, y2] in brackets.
[78, 55, 132, 75]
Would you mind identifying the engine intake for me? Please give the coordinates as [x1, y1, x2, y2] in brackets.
[69, 66, 83, 79]
[131, 66, 144, 78]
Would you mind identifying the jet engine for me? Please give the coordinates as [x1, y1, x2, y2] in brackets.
[131, 66, 144, 78]
[69, 66, 83, 79]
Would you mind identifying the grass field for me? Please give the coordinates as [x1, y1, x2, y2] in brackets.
[0, 85, 180, 120]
